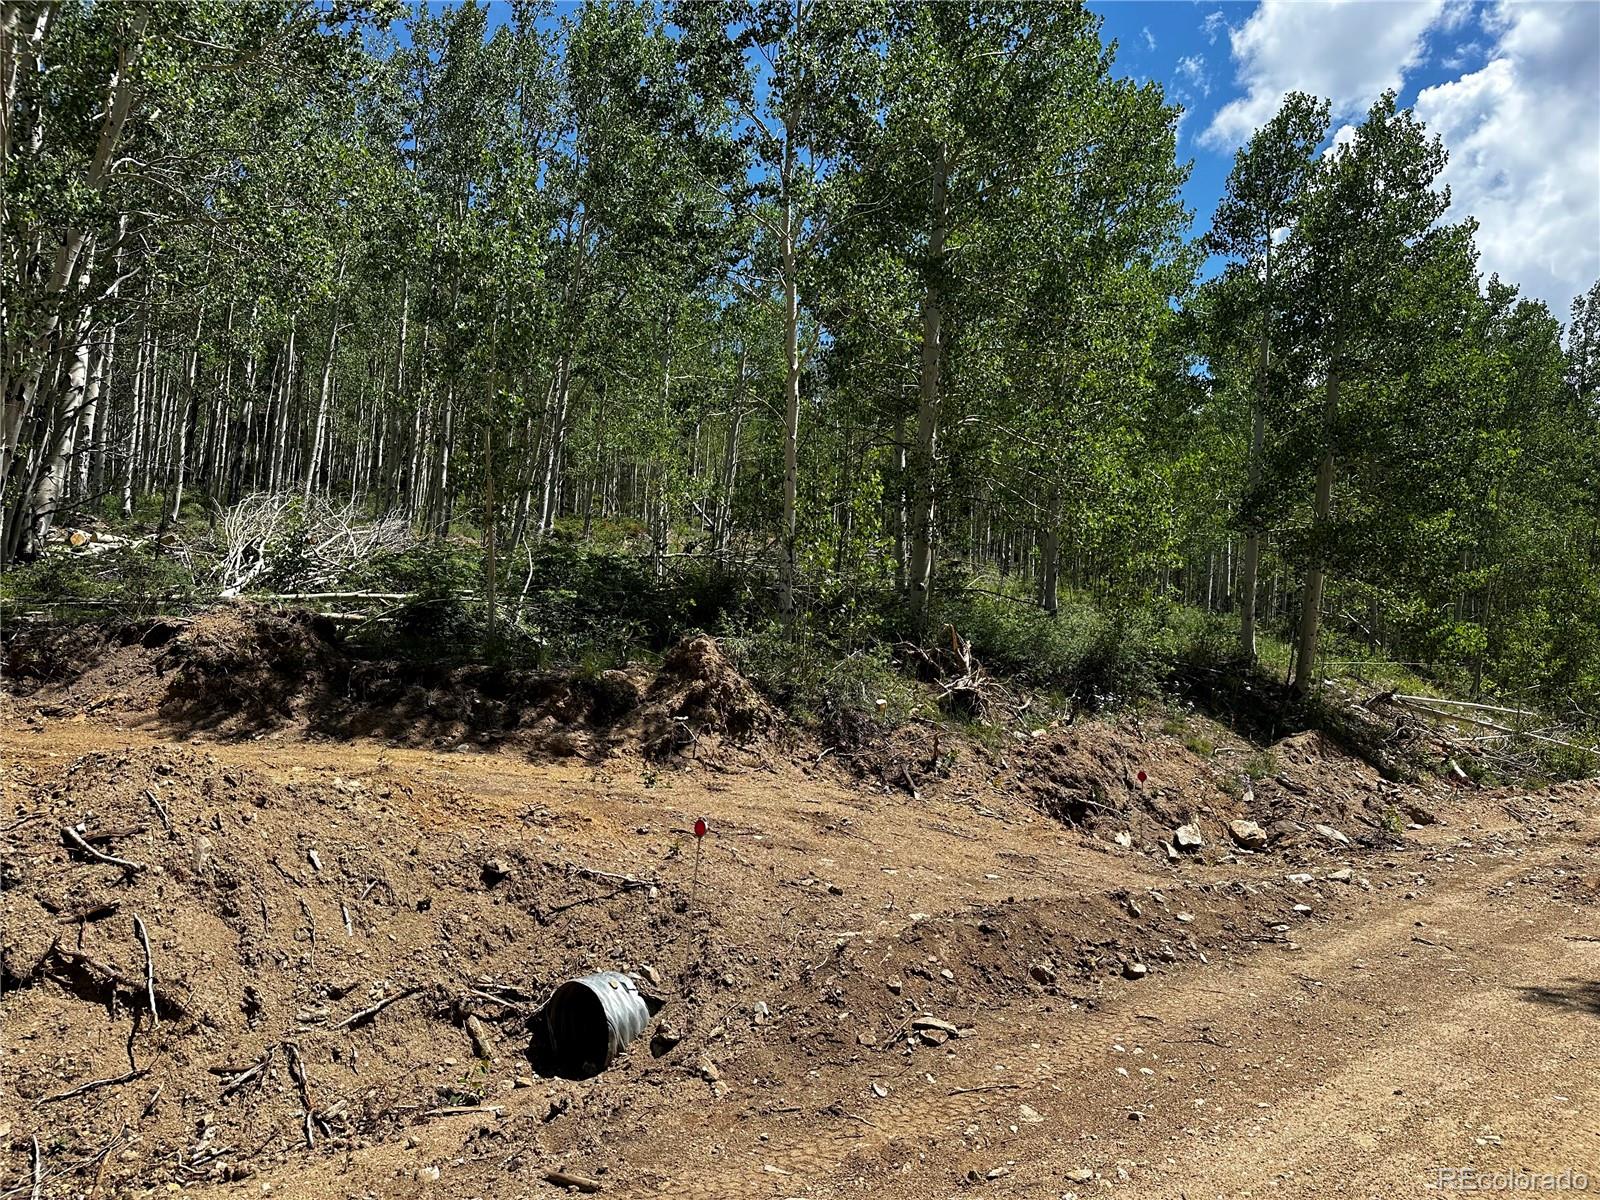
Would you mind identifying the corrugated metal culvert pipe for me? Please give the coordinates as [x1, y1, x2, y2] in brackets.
[538, 972, 656, 1079]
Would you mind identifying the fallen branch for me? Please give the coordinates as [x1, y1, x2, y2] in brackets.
[423, 1104, 505, 1120]
[1391, 693, 1539, 718]
[542, 1168, 602, 1193]
[219, 1048, 274, 1098]
[1392, 697, 1597, 755]
[145, 788, 171, 833]
[36, 1066, 150, 1106]
[335, 985, 423, 1030]
[561, 861, 661, 889]
[283, 1042, 315, 1148]
[44, 941, 187, 1019]
[62, 825, 146, 873]
[132, 915, 158, 1027]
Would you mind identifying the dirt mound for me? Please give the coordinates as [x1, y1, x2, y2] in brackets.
[1241, 728, 1434, 844]
[1007, 718, 1446, 861]
[0, 607, 344, 731]
[4, 612, 779, 762]
[160, 606, 347, 730]
[639, 634, 778, 759]
[0, 736, 1225, 1197]
[0, 745, 751, 1194]
[1011, 718, 1224, 831]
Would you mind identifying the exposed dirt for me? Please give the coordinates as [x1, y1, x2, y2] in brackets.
[2, 608, 777, 762]
[2, 620, 1598, 1199]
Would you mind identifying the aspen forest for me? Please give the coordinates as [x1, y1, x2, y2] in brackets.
[4, 0, 1599, 719]
[5, 7, 1600, 1194]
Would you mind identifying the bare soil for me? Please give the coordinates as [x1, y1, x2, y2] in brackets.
[2, 614, 1597, 1198]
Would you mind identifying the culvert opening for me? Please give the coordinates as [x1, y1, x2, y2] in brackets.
[533, 973, 657, 1080]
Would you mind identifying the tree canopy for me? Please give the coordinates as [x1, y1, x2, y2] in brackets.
[3, 0, 1596, 712]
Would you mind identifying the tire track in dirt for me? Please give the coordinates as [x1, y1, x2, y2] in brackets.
[622, 828, 1600, 1199]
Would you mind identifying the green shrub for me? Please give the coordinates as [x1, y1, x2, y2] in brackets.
[1243, 749, 1279, 780]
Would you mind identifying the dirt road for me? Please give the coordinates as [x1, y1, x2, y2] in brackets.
[3, 713, 1597, 1199]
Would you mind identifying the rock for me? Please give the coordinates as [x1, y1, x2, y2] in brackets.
[911, 1015, 960, 1035]
[919, 1028, 950, 1046]
[1163, 842, 1180, 862]
[650, 1024, 683, 1056]
[1018, 1104, 1044, 1124]
[480, 859, 511, 886]
[1266, 818, 1299, 843]
[1067, 1168, 1095, 1183]
[1314, 823, 1351, 846]
[1228, 819, 1268, 850]
[1286, 872, 1314, 885]
[1122, 961, 1148, 980]
[1326, 868, 1353, 883]
[887, 978, 902, 994]
[696, 1056, 721, 1083]
[1174, 823, 1204, 851]
[872, 1081, 889, 1098]
[1030, 960, 1057, 986]
[1175, 911, 1194, 922]
[1113, 831, 1133, 848]
[986, 1166, 1011, 1180]
[639, 964, 660, 985]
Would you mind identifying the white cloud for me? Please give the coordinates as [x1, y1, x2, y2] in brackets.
[1414, 1, 1600, 314]
[1202, 10, 1228, 45]
[1142, 25, 1157, 51]
[1442, 40, 1483, 71]
[1202, 0, 1446, 149]
[1177, 54, 1211, 98]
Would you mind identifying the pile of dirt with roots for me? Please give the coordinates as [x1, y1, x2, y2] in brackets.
[1005, 717, 1448, 860]
[2, 608, 781, 761]
[638, 634, 780, 760]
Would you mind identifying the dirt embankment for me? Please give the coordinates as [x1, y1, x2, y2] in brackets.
[2, 611, 1597, 1198]
[2, 608, 776, 763]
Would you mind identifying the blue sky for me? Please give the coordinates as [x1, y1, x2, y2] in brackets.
[1093, 0, 1599, 316]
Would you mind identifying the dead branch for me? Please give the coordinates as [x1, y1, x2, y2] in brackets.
[561, 861, 660, 889]
[423, 1104, 505, 1119]
[132, 915, 158, 1027]
[44, 940, 187, 1019]
[144, 788, 171, 833]
[542, 1168, 603, 1193]
[219, 1047, 274, 1098]
[62, 825, 146, 873]
[36, 1066, 150, 1106]
[283, 1041, 315, 1147]
[335, 985, 423, 1030]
